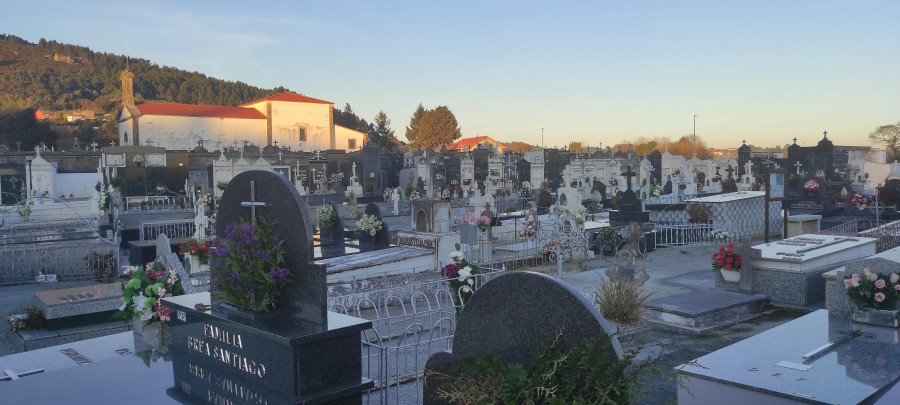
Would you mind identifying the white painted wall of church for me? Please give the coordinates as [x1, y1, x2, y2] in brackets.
[245, 101, 333, 151]
[334, 125, 364, 151]
[119, 114, 265, 149]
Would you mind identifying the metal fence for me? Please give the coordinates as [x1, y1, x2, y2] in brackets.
[125, 196, 191, 212]
[821, 218, 900, 253]
[328, 266, 505, 405]
[140, 219, 197, 241]
[0, 239, 119, 285]
[653, 222, 738, 248]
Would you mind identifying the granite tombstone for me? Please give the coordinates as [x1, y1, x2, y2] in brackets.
[423, 271, 622, 404]
[164, 170, 372, 404]
[359, 202, 390, 251]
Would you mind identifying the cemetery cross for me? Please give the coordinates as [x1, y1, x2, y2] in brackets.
[622, 165, 637, 190]
[725, 165, 735, 179]
[232, 140, 240, 149]
[794, 161, 802, 174]
[196, 139, 204, 148]
[240, 180, 269, 226]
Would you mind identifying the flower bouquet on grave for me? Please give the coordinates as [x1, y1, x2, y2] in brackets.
[804, 179, 819, 191]
[709, 229, 730, 242]
[519, 217, 540, 238]
[209, 219, 292, 314]
[850, 194, 870, 210]
[316, 203, 335, 229]
[440, 244, 480, 319]
[711, 243, 741, 282]
[844, 269, 900, 327]
[354, 214, 383, 239]
[461, 214, 491, 232]
[649, 179, 661, 198]
[179, 237, 210, 265]
[409, 190, 421, 201]
[114, 261, 185, 347]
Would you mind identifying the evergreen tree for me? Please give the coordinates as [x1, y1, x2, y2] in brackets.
[0, 108, 58, 150]
[405, 103, 425, 147]
[368, 111, 396, 151]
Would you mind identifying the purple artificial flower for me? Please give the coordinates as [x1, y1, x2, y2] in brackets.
[252, 250, 271, 260]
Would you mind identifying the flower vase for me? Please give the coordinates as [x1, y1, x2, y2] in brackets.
[851, 308, 899, 328]
[216, 302, 280, 322]
[132, 319, 170, 348]
[719, 269, 740, 283]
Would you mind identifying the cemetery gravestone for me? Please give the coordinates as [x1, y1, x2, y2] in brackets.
[424, 271, 622, 404]
[360, 202, 390, 250]
[319, 201, 345, 244]
[163, 170, 372, 403]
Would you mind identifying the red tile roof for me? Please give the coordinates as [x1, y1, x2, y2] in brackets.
[448, 136, 505, 151]
[241, 91, 333, 106]
[135, 102, 265, 119]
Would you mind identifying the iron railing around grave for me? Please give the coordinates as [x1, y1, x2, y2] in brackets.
[140, 219, 197, 241]
[328, 266, 506, 405]
[653, 222, 738, 248]
[0, 239, 119, 285]
[821, 218, 900, 253]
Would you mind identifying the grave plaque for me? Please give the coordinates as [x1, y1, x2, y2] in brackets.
[165, 170, 372, 403]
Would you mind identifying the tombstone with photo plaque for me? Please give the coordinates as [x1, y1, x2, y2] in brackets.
[163, 170, 372, 404]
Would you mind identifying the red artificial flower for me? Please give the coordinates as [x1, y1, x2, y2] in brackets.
[727, 242, 734, 249]
[725, 264, 732, 270]
[726, 257, 733, 263]
[712, 253, 718, 259]
[717, 260, 724, 266]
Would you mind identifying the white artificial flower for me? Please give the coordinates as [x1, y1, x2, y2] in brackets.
[461, 286, 472, 293]
[156, 285, 167, 296]
[891, 274, 899, 284]
[458, 266, 472, 281]
[140, 308, 154, 321]
[467, 278, 474, 286]
[132, 293, 146, 312]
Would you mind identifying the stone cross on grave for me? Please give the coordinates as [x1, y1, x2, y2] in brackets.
[89, 142, 98, 152]
[215, 140, 222, 150]
[232, 140, 240, 149]
[196, 139, 204, 148]
[109, 141, 116, 147]
[240, 180, 269, 226]
[273, 140, 278, 147]
[725, 164, 735, 179]
[794, 161, 802, 174]
[621, 165, 637, 190]
[278, 149, 283, 162]
[243, 140, 250, 148]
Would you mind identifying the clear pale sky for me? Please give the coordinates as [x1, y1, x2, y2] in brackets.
[3, 1, 898, 149]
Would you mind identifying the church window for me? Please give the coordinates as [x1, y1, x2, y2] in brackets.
[348, 139, 357, 149]
[298, 128, 307, 141]
[124, 132, 129, 144]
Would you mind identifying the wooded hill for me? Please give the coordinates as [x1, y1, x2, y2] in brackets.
[0, 34, 371, 131]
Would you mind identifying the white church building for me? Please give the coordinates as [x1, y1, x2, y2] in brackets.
[117, 70, 363, 152]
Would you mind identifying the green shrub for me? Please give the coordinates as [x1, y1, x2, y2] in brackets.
[437, 330, 654, 404]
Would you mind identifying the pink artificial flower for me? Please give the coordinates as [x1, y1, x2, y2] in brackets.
[891, 273, 899, 284]
[895, 284, 900, 292]
[867, 272, 879, 282]
[844, 279, 853, 288]
[875, 292, 886, 303]
[875, 279, 886, 289]
[851, 273, 860, 281]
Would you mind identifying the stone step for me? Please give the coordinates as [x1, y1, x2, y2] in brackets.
[645, 290, 769, 335]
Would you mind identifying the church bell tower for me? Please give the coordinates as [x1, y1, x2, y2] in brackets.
[120, 69, 135, 107]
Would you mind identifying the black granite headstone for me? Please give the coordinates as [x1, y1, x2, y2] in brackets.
[663, 179, 673, 195]
[423, 272, 622, 404]
[319, 201, 345, 243]
[167, 170, 373, 403]
[362, 202, 390, 249]
[215, 170, 325, 324]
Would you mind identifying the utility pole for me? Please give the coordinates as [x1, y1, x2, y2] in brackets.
[693, 114, 698, 157]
